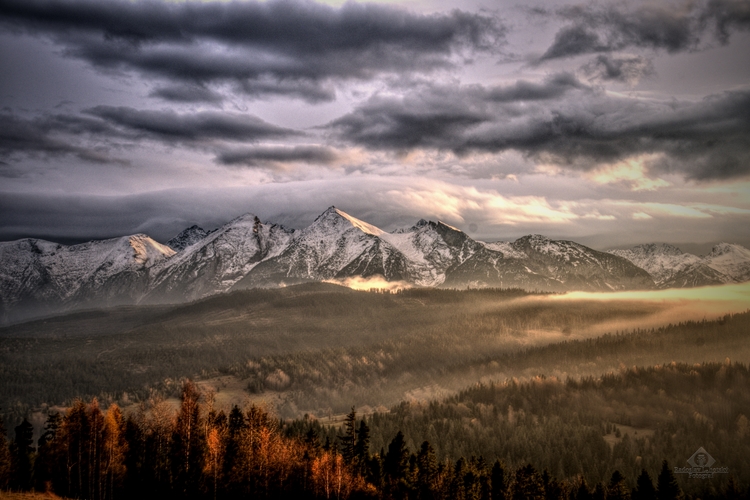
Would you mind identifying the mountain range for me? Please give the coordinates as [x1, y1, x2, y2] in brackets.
[1, 206, 749, 325]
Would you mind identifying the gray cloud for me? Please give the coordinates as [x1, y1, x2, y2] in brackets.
[540, 0, 750, 61]
[580, 54, 655, 85]
[218, 145, 339, 168]
[0, 0, 506, 103]
[0, 106, 302, 170]
[0, 112, 124, 167]
[85, 106, 299, 143]
[329, 76, 750, 180]
[149, 85, 225, 104]
[703, 0, 750, 43]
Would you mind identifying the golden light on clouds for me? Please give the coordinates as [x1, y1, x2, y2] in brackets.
[589, 155, 670, 191]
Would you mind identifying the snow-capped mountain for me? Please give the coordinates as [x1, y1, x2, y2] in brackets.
[167, 225, 212, 251]
[146, 214, 294, 302]
[703, 243, 750, 282]
[445, 234, 655, 291]
[2, 206, 748, 325]
[609, 243, 740, 288]
[0, 234, 174, 324]
[233, 207, 412, 287]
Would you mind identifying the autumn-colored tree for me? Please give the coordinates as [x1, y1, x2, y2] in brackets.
[102, 404, 127, 500]
[88, 399, 106, 500]
[64, 398, 90, 498]
[172, 380, 205, 498]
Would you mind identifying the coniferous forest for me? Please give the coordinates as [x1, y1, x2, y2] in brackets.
[0, 285, 749, 499]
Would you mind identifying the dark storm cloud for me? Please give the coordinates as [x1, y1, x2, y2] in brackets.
[329, 75, 750, 180]
[487, 72, 589, 101]
[218, 146, 339, 168]
[540, 0, 750, 61]
[149, 85, 225, 104]
[703, 0, 750, 43]
[0, 0, 506, 103]
[580, 54, 655, 84]
[0, 106, 301, 169]
[85, 106, 299, 143]
[0, 112, 124, 167]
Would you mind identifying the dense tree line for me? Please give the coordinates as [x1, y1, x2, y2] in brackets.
[4, 380, 745, 500]
[298, 361, 748, 499]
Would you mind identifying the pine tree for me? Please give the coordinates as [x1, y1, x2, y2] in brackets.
[656, 461, 682, 500]
[491, 460, 506, 500]
[340, 407, 357, 465]
[416, 441, 438, 500]
[632, 469, 656, 500]
[0, 416, 11, 490]
[574, 479, 593, 500]
[512, 464, 545, 500]
[11, 417, 35, 490]
[385, 431, 411, 498]
[354, 419, 371, 477]
[607, 470, 630, 500]
[35, 412, 64, 493]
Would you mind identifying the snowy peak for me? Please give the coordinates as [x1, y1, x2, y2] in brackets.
[167, 225, 211, 251]
[312, 207, 385, 237]
[2, 206, 748, 326]
[703, 243, 750, 282]
[128, 234, 176, 266]
[480, 241, 527, 259]
[608, 243, 738, 288]
[147, 213, 294, 302]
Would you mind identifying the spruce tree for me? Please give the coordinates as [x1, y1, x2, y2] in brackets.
[385, 431, 409, 482]
[512, 464, 545, 500]
[11, 418, 35, 490]
[35, 412, 64, 492]
[417, 441, 438, 499]
[354, 419, 370, 476]
[490, 460, 506, 500]
[632, 469, 656, 500]
[340, 407, 357, 465]
[0, 416, 11, 490]
[656, 461, 682, 500]
[607, 470, 630, 500]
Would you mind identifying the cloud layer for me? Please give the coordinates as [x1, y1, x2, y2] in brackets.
[0, 0, 505, 102]
[329, 75, 750, 180]
[540, 0, 750, 61]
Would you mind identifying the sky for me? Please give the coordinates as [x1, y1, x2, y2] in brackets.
[1, 0, 749, 252]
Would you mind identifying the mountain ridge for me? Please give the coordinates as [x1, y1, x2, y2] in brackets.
[1, 206, 749, 325]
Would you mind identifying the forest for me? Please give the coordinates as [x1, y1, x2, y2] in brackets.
[1, 365, 747, 500]
[3, 284, 746, 423]
[1, 285, 748, 498]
